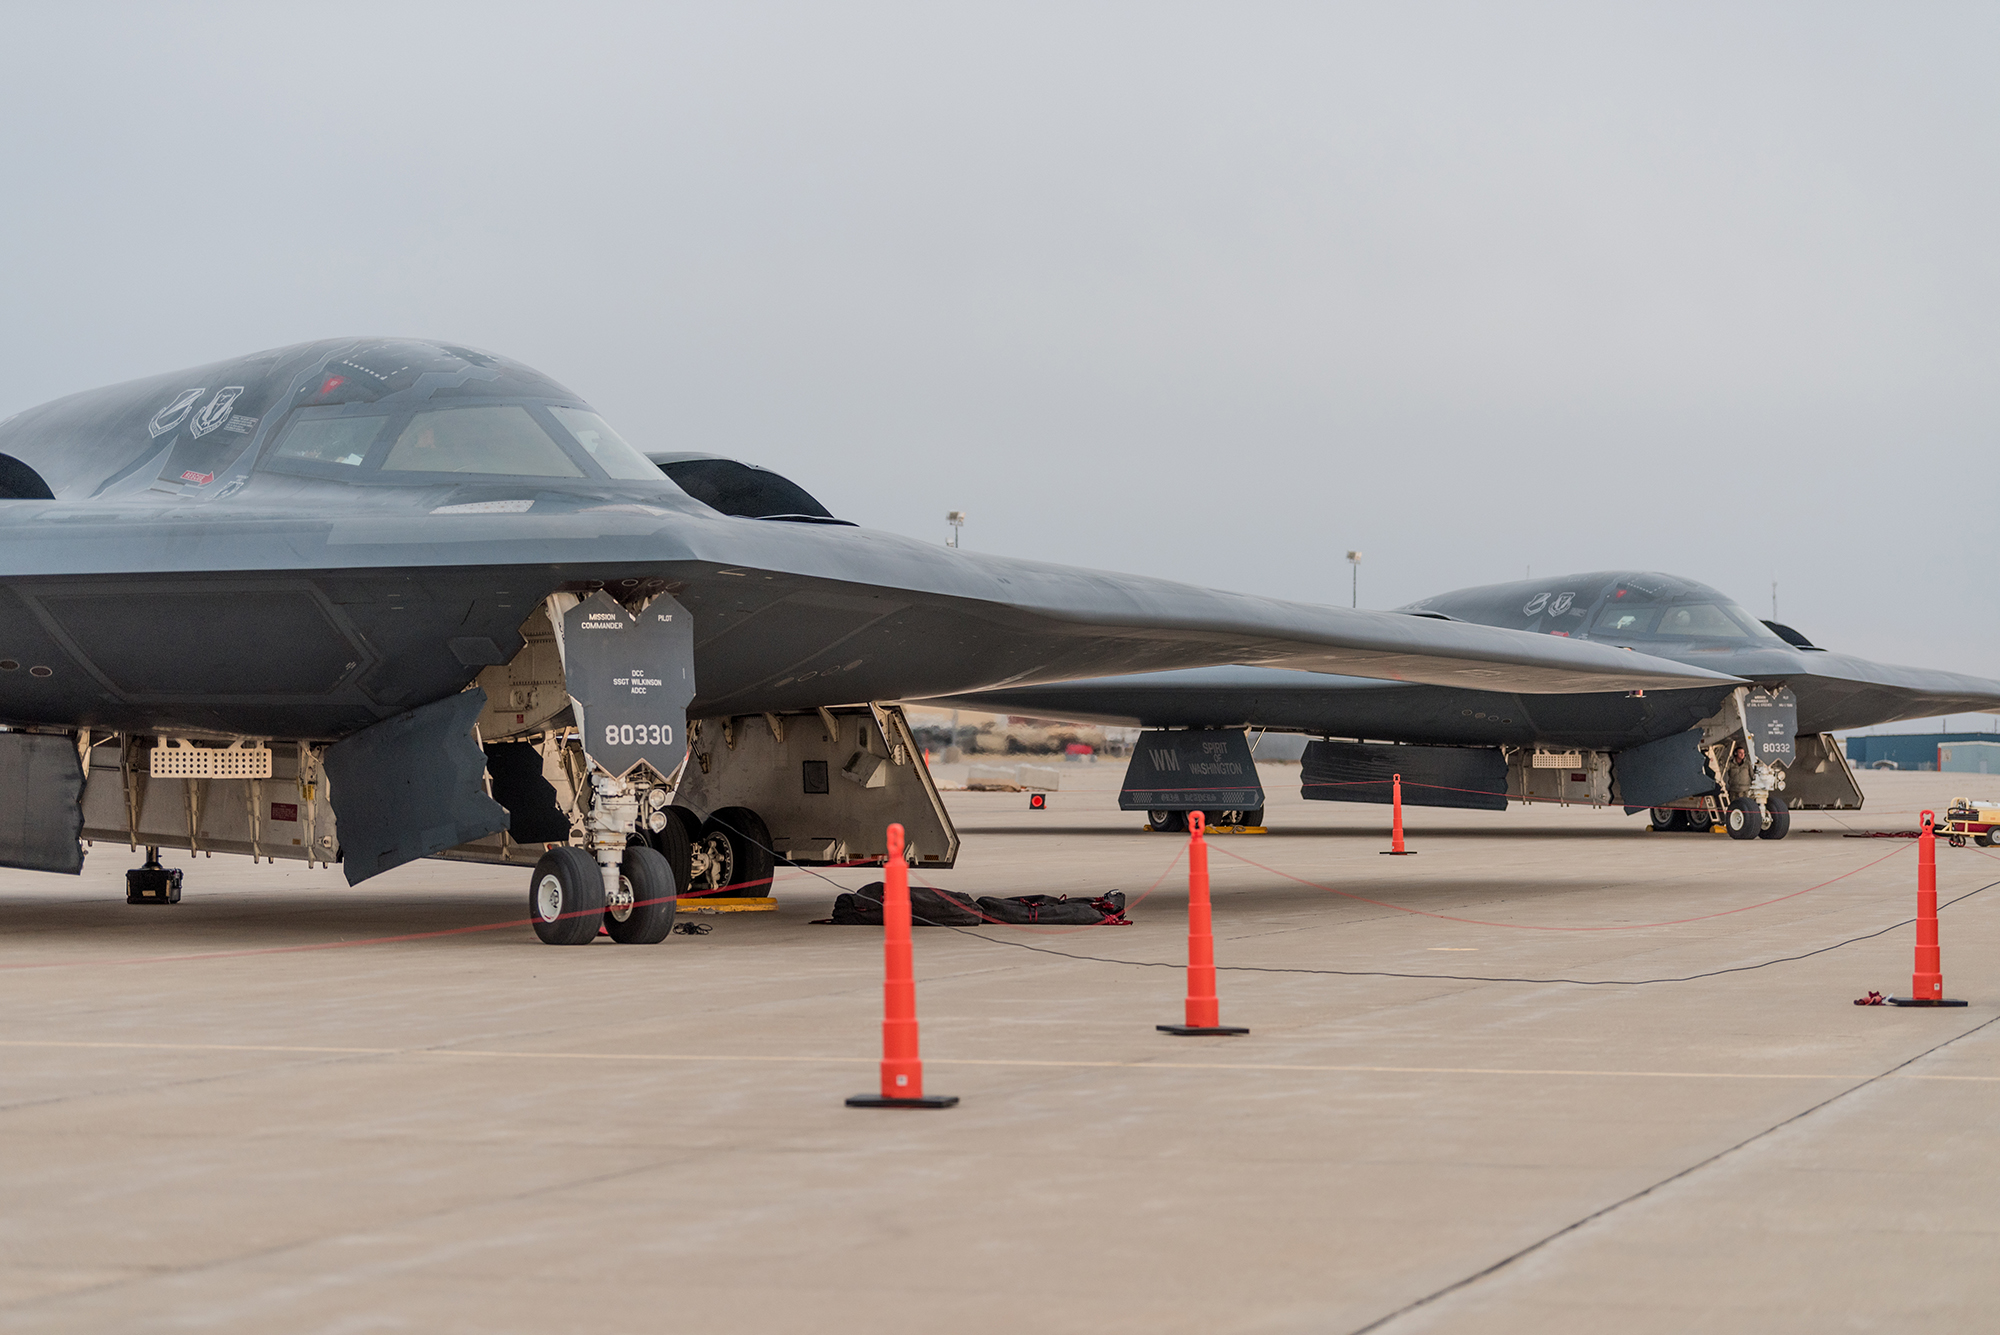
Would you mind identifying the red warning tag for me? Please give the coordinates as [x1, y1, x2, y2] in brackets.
[181, 470, 213, 485]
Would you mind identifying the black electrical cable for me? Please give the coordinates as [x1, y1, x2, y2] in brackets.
[720, 814, 1999, 988]
[918, 879, 1997, 985]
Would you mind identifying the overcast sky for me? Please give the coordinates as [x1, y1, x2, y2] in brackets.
[2, 3, 1994, 718]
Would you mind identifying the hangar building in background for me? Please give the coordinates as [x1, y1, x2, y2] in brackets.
[1844, 730, 2000, 772]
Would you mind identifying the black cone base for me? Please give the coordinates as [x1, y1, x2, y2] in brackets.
[846, 1093, 960, 1108]
[1887, 997, 1969, 1007]
[1157, 1024, 1250, 1035]
[1378, 850, 1417, 856]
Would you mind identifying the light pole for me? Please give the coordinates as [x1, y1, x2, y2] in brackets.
[946, 510, 965, 549]
[1346, 551, 1362, 608]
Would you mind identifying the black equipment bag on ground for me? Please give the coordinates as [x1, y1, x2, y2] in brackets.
[825, 882, 983, 926]
[975, 892, 1129, 925]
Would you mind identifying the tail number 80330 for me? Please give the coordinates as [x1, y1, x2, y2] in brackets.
[605, 724, 674, 748]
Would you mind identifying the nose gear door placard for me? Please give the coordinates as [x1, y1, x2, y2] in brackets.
[1743, 687, 1798, 768]
[558, 590, 697, 782]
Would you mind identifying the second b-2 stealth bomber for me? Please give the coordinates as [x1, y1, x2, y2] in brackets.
[929, 572, 2000, 840]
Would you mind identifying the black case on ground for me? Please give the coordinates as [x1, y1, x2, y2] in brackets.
[828, 882, 983, 926]
[976, 892, 1127, 925]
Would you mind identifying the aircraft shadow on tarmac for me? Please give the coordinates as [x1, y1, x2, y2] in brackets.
[0, 892, 554, 950]
[0, 860, 1708, 942]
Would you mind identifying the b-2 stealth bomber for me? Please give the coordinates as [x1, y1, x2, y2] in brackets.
[0, 339, 1738, 942]
[931, 572, 2000, 840]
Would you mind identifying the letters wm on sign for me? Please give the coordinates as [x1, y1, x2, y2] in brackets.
[559, 590, 697, 781]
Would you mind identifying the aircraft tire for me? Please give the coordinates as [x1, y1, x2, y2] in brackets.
[1241, 808, 1265, 828]
[702, 807, 775, 896]
[667, 805, 704, 843]
[639, 816, 695, 891]
[1725, 800, 1761, 841]
[1147, 810, 1187, 833]
[606, 844, 679, 944]
[1758, 796, 1791, 841]
[1650, 807, 1683, 832]
[530, 846, 607, 945]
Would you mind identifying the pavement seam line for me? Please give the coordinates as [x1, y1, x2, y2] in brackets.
[3, 1039, 1994, 1081]
[1343, 1009, 2000, 1335]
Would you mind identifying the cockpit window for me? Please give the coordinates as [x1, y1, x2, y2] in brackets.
[1655, 603, 1756, 638]
[273, 414, 385, 467]
[381, 406, 583, 477]
[1592, 605, 1659, 637]
[547, 407, 661, 482]
[1592, 597, 1774, 642]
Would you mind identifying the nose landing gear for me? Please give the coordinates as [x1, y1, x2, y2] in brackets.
[1723, 794, 1791, 841]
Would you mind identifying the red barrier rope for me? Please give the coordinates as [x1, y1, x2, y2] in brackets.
[19, 804, 1945, 974]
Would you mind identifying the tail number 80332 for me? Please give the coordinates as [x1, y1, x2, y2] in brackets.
[605, 724, 674, 748]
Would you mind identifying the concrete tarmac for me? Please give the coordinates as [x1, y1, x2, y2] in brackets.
[1, 764, 1995, 1333]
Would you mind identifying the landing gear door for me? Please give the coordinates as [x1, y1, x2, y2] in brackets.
[555, 591, 697, 781]
[1743, 687, 1798, 768]
[1780, 733, 1865, 811]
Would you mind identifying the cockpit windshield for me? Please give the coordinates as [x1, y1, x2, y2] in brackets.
[381, 406, 582, 477]
[273, 415, 381, 469]
[264, 400, 664, 484]
[547, 407, 663, 481]
[1591, 597, 1775, 642]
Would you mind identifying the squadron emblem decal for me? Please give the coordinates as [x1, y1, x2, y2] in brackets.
[188, 387, 245, 439]
[1522, 592, 1551, 616]
[1549, 591, 1576, 616]
[147, 387, 206, 438]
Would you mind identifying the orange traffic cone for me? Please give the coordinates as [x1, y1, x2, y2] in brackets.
[1159, 810, 1249, 1036]
[1379, 772, 1416, 855]
[1890, 810, 1967, 1007]
[847, 824, 958, 1106]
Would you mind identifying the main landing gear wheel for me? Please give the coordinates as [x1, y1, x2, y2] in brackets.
[1758, 795, 1791, 841]
[1650, 807, 1683, 832]
[1147, 810, 1187, 833]
[530, 846, 606, 945]
[605, 844, 679, 944]
[1725, 799, 1762, 841]
[639, 814, 695, 892]
[695, 807, 775, 896]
